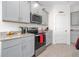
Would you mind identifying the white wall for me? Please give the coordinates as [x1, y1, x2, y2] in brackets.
[49, 5, 70, 45]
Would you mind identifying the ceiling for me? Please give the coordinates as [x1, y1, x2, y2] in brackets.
[38, 1, 79, 12]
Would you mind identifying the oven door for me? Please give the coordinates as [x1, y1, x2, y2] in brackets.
[35, 34, 46, 50]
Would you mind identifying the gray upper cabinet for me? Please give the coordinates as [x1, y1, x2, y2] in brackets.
[6, 1, 19, 21]
[42, 10, 48, 25]
[2, 1, 7, 20]
[2, 1, 30, 23]
[2, 1, 48, 25]
[71, 11, 79, 26]
[19, 1, 30, 23]
[31, 1, 42, 15]
[31, 1, 48, 25]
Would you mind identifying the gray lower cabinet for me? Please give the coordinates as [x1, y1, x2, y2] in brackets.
[70, 30, 79, 44]
[2, 44, 22, 57]
[1, 35, 34, 57]
[46, 30, 52, 46]
[21, 36, 34, 57]
[1, 38, 22, 57]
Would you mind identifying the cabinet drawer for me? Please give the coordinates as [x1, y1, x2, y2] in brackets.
[2, 44, 21, 57]
[2, 38, 21, 49]
[22, 36, 34, 44]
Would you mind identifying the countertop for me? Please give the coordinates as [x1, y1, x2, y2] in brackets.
[0, 30, 51, 41]
[71, 26, 79, 31]
[0, 33, 34, 41]
[71, 28, 79, 31]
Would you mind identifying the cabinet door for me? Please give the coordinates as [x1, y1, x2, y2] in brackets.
[46, 31, 52, 46]
[42, 10, 48, 25]
[71, 11, 79, 26]
[6, 1, 19, 21]
[22, 36, 34, 57]
[20, 1, 30, 23]
[2, 44, 21, 57]
[2, 38, 21, 49]
[26, 36, 34, 57]
[2, 1, 7, 20]
[31, 1, 38, 14]
[31, 1, 42, 15]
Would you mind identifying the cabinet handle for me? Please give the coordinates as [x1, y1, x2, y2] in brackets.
[22, 45, 27, 50]
[65, 30, 67, 32]
[18, 17, 20, 20]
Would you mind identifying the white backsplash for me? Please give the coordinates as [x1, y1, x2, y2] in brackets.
[0, 22, 47, 32]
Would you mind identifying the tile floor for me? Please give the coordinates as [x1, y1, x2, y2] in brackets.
[38, 44, 79, 57]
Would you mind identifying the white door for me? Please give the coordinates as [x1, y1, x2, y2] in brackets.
[53, 5, 70, 45]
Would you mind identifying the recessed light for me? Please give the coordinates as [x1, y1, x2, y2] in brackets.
[33, 2, 39, 8]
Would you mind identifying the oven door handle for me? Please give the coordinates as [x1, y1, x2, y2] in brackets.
[35, 35, 40, 36]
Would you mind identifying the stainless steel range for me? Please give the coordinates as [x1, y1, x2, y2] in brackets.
[27, 27, 46, 56]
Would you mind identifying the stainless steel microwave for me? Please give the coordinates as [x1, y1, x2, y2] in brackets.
[30, 13, 42, 24]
